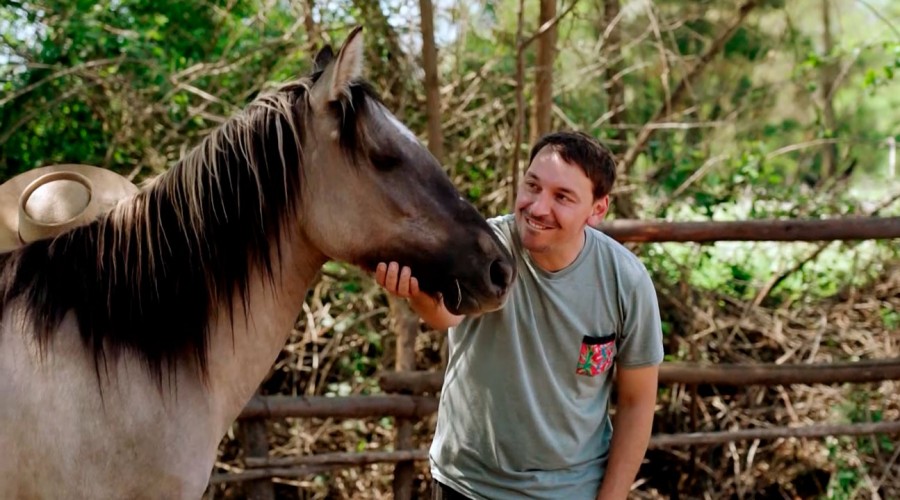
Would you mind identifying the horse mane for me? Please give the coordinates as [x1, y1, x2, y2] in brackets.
[0, 71, 383, 389]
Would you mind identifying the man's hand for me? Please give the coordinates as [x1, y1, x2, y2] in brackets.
[375, 262, 420, 299]
[373, 261, 464, 331]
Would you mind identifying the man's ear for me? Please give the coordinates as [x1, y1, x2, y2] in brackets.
[587, 195, 610, 227]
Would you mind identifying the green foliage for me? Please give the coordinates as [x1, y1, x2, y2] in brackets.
[724, 26, 767, 61]
[862, 41, 899, 91]
[0, 0, 316, 180]
[821, 387, 896, 499]
[881, 307, 900, 331]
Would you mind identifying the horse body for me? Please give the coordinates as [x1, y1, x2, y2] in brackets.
[0, 224, 318, 500]
[1, 312, 217, 499]
[0, 27, 515, 499]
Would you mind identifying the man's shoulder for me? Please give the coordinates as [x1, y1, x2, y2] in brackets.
[586, 226, 653, 284]
[486, 213, 515, 228]
[485, 213, 516, 244]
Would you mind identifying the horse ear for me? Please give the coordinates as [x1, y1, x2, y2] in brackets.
[310, 25, 364, 106]
[313, 45, 334, 72]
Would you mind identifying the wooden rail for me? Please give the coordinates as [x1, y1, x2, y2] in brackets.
[239, 394, 438, 420]
[213, 420, 900, 484]
[595, 216, 900, 242]
[377, 358, 900, 395]
[647, 420, 900, 448]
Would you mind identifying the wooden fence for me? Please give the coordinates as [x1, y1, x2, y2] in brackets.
[213, 215, 900, 498]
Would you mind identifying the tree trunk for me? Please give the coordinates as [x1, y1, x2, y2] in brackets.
[531, 0, 558, 144]
[350, 1, 408, 110]
[819, 0, 838, 180]
[510, 0, 527, 212]
[600, 0, 626, 151]
[302, 0, 317, 43]
[598, 0, 636, 218]
[419, 0, 444, 163]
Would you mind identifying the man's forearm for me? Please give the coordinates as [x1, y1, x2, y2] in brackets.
[409, 293, 463, 330]
[595, 400, 656, 500]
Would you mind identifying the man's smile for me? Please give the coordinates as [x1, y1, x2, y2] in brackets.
[523, 214, 556, 231]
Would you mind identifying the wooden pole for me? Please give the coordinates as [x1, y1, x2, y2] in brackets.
[237, 417, 275, 500]
[389, 296, 418, 500]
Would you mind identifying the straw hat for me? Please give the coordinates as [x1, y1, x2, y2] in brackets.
[0, 164, 140, 253]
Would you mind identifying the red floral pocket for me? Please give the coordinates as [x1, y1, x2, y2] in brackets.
[576, 334, 616, 376]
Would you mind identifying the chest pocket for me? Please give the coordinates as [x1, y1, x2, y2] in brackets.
[575, 334, 616, 376]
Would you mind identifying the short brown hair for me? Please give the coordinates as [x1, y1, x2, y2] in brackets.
[528, 131, 617, 199]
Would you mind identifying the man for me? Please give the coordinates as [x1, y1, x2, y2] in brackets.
[376, 131, 663, 499]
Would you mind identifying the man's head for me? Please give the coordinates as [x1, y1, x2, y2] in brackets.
[514, 131, 616, 268]
[527, 131, 616, 199]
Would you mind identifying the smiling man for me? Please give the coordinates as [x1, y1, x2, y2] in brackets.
[376, 131, 664, 500]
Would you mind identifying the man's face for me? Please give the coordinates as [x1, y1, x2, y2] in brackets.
[514, 148, 609, 260]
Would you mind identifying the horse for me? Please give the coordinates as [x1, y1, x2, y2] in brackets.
[0, 26, 516, 499]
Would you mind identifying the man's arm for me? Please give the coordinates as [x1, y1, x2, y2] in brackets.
[596, 364, 659, 500]
[375, 262, 464, 330]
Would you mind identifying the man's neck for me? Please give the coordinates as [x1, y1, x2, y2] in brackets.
[528, 229, 586, 272]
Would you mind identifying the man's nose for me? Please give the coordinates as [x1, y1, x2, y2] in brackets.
[529, 193, 552, 216]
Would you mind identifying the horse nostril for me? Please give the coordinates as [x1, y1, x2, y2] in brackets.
[489, 258, 512, 292]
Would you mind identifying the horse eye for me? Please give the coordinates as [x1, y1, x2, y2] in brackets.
[371, 152, 401, 171]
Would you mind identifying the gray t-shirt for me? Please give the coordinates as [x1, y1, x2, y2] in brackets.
[430, 214, 664, 499]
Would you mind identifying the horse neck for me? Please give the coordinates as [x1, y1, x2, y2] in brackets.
[137, 95, 318, 427]
[204, 222, 326, 429]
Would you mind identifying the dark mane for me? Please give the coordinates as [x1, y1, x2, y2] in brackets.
[0, 73, 384, 388]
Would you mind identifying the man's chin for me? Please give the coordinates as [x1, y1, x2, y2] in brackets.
[520, 236, 550, 254]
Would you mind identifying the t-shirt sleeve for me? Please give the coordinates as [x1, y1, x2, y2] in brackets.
[616, 264, 665, 368]
[486, 214, 515, 255]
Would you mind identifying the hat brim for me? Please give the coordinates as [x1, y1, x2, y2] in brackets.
[0, 164, 139, 253]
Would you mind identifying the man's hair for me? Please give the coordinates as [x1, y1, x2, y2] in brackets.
[528, 131, 616, 199]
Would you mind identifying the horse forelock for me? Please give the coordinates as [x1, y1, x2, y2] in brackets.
[0, 73, 382, 390]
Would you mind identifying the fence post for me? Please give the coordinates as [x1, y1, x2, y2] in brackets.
[389, 296, 419, 500]
[239, 405, 275, 500]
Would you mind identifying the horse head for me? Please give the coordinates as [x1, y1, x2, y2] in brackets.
[291, 27, 515, 314]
